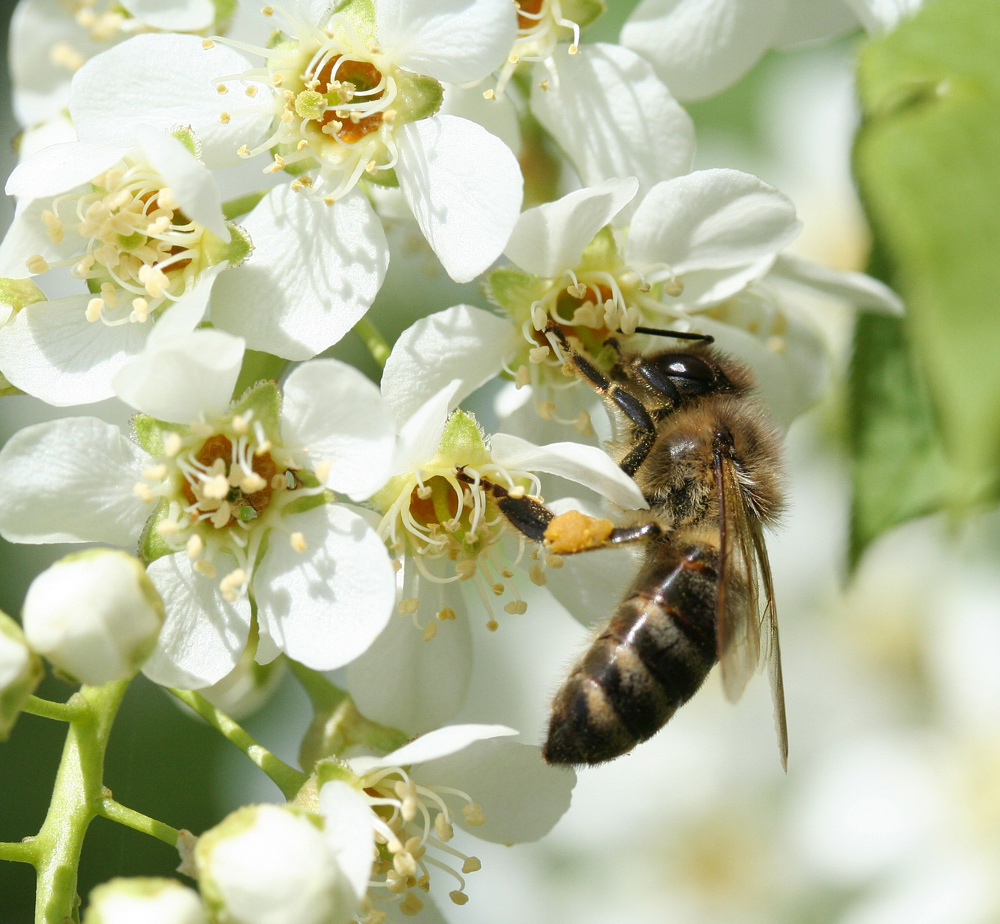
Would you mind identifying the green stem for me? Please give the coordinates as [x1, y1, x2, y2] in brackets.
[353, 317, 391, 368]
[289, 661, 407, 766]
[22, 695, 84, 723]
[33, 680, 129, 924]
[222, 191, 268, 221]
[0, 841, 37, 864]
[166, 688, 307, 800]
[96, 798, 179, 847]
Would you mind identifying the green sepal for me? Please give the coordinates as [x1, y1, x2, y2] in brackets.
[221, 221, 253, 268]
[170, 126, 200, 158]
[132, 414, 166, 456]
[0, 277, 44, 315]
[0, 374, 22, 398]
[139, 499, 174, 563]
[230, 380, 283, 447]
[438, 411, 490, 468]
[211, 0, 238, 28]
[281, 490, 334, 518]
[395, 72, 444, 125]
[485, 265, 550, 314]
[314, 759, 361, 788]
[578, 225, 620, 272]
[266, 28, 293, 50]
[563, 0, 606, 29]
[332, 0, 376, 41]
[281, 155, 316, 177]
[364, 166, 399, 188]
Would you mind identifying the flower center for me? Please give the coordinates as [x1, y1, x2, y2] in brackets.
[133, 409, 324, 601]
[354, 766, 486, 920]
[32, 158, 219, 326]
[372, 422, 537, 633]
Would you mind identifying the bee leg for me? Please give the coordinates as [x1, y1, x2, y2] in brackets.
[455, 471, 553, 543]
[544, 323, 657, 477]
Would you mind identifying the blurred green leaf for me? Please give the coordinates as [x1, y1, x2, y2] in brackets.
[847, 310, 949, 565]
[853, 0, 1000, 526]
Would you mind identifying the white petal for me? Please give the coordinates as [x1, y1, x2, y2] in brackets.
[345, 584, 473, 734]
[417, 738, 576, 843]
[0, 198, 79, 278]
[10, 0, 104, 127]
[5, 141, 127, 199]
[391, 380, 462, 475]
[120, 0, 216, 30]
[353, 724, 516, 773]
[490, 433, 648, 509]
[440, 83, 521, 156]
[318, 781, 376, 904]
[381, 305, 519, 424]
[209, 186, 388, 359]
[143, 552, 251, 688]
[136, 126, 228, 240]
[280, 360, 396, 501]
[146, 262, 226, 348]
[69, 34, 272, 168]
[672, 255, 776, 308]
[626, 170, 801, 276]
[505, 179, 639, 278]
[114, 329, 245, 422]
[377, 0, 517, 84]
[396, 115, 523, 284]
[253, 504, 396, 671]
[542, 496, 644, 629]
[17, 114, 79, 162]
[620, 0, 788, 101]
[0, 297, 151, 406]
[0, 417, 148, 545]
[770, 253, 904, 314]
[530, 44, 695, 215]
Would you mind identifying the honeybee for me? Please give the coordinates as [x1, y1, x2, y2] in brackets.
[483, 324, 788, 767]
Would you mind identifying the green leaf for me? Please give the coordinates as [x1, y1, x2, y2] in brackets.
[854, 0, 1000, 511]
[847, 311, 949, 566]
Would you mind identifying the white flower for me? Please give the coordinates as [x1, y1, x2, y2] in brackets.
[0, 610, 43, 740]
[69, 0, 524, 283]
[344, 334, 647, 732]
[0, 333, 397, 688]
[9, 0, 232, 128]
[620, 0, 926, 101]
[316, 723, 576, 920]
[22, 549, 165, 686]
[528, 42, 695, 219]
[83, 877, 208, 924]
[0, 125, 245, 405]
[483, 172, 902, 426]
[197, 804, 358, 924]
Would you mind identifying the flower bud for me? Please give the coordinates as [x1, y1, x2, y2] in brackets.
[0, 610, 42, 740]
[83, 878, 207, 924]
[196, 804, 357, 924]
[22, 550, 165, 685]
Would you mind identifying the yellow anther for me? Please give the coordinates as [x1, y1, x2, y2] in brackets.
[449, 892, 469, 906]
[422, 621, 438, 641]
[436, 607, 456, 621]
[483, 88, 496, 100]
[216, 83, 229, 94]
[397, 598, 419, 616]
[290, 532, 308, 553]
[486, 619, 499, 632]
[186, 534, 205, 559]
[434, 814, 454, 841]
[133, 482, 154, 503]
[529, 562, 546, 585]
[462, 803, 485, 826]
[26, 255, 50, 274]
[85, 298, 104, 322]
[504, 600, 528, 615]
[143, 464, 167, 481]
[163, 432, 183, 457]
[462, 856, 482, 873]
[193, 559, 217, 578]
[219, 111, 231, 124]
[202, 39, 215, 49]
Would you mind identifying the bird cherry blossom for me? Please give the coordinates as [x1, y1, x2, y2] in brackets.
[0, 125, 246, 405]
[0, 332, 397, 688]
[68, 0, 524, 282]
[314, 723, 575, 921]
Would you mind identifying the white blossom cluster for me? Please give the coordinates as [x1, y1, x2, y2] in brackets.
[0, 0, 921, 921]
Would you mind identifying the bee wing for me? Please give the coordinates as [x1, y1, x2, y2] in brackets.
[715, 448, 788, 768]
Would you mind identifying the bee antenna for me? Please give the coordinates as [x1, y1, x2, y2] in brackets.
[632, 326, 714, 344]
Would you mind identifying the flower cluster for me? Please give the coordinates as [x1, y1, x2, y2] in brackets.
[0, 0, 920, 921]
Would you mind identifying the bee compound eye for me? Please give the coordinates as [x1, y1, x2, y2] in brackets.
[638, 352, 717, 398]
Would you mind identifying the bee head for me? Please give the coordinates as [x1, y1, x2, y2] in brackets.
[632, 348, 738, 402]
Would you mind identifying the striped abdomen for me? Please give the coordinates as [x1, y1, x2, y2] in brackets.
[544, 539, 720, 765]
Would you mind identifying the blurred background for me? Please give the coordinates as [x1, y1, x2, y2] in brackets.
[3, 2, 999, 923]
